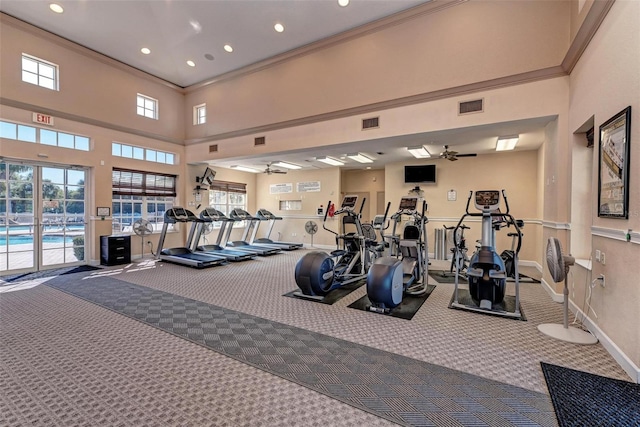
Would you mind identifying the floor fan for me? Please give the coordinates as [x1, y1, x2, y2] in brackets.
[305, 221, 318, 247]
[538, 237, 598, 344]
[132, 219, 153, 261]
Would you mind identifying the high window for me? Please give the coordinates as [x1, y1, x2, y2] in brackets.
[136, 94, 158, 119]
[112, 142, 175, 165]
[111, 168, 176, 233]
[0, 120, 89, 151]
[22, 54, 58, 90]
[194, 104, 206, 125]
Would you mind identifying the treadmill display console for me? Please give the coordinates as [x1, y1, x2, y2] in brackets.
[172, 207, 189, 219]
[399, 196, 418, 210]
[341, 195, 358, 209]
[474, 191, 500, 210]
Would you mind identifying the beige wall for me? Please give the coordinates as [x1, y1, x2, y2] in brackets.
[340, 169, 386, 221]
[568, 0, 640, 371]
[0, 15, 185, 143]
[184, 0, 570, 139]
[384, 150, 540, 262]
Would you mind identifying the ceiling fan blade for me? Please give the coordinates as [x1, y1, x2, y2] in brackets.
[448, 156, 459, 161]
[456, 153, 477, 157]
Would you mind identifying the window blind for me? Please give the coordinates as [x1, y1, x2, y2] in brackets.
[112, 168, 177, 197]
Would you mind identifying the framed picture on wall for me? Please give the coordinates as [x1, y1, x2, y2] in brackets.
[598, 106, 631, 218]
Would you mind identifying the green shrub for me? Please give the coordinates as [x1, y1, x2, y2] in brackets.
[72, 236, 84, 261]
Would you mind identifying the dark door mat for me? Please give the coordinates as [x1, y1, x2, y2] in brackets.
[283, 280, 364, 305]
[61, 265, 102, 275]
[448, 288, 527, 321]
[348, 285, 436, 320]
[541, 362, 640, 427]
[428, 269, 467, 284]
[44, 276, 555, 426]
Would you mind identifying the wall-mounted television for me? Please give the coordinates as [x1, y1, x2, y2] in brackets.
[200, 167, 217, 186]
[404, 164, 436, 183]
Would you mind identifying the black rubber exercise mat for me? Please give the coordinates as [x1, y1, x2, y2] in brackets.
[541, 362, 640, 427]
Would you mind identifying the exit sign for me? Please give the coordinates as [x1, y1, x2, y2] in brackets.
[32, 112, 54, 126]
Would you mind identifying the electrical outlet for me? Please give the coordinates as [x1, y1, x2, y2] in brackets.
[292, 233, 297, 237]
[599, 274, 605, 287]
[601, 252, 605, 265]
[595, 249, 601, 262]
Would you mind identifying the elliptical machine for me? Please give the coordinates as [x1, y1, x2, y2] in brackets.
[294, 195, 377, 301]
[451, 190, 523, 319]
[366, 196, 430, 314]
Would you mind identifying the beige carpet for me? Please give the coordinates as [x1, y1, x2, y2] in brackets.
[0, 250, 631, 426]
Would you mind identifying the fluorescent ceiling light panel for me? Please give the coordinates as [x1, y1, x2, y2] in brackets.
[347, 153, 373, 163]
[407, 146, 431, 158]
[316, 156, 344, 166]
[273, 161, 301, 170]
[496, 136, 519, 151]
[230, 165, 259, 173]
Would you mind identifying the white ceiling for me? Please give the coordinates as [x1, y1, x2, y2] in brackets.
[1, 0, 555, 172]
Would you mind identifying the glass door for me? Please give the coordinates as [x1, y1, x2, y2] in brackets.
[40, 166, 86, 267]
[0, 161, 87, 274]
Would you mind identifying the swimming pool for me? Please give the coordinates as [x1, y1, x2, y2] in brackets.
[0, 235, 74, 246]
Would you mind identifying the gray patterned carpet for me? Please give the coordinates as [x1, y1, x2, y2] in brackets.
[45, 275, 553, 426]
[0, 251, 633, 426]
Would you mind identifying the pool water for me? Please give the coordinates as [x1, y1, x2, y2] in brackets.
[0, 235, 74, 245]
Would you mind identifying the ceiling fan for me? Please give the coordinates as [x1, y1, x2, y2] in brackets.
[439, 145, 478, 161]
[263, 163, 287, 175]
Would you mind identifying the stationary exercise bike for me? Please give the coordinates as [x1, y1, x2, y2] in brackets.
[366, 196, 430, 314]
[294, 195, 378, 301]
[451, 190, 523, 319]
[443, 223, 470, 277]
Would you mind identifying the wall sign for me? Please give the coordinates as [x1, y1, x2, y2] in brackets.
[297, 181, 321, 192]
[32, 112, 54, 126]
[270, 183, 293, 194]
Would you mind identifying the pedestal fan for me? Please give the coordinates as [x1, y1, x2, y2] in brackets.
[132, 219, 153, 261]
[538, 237, 598, 344]
[305, 221, 318, 247]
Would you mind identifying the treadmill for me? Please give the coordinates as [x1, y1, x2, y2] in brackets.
[248, 209, 303, 250]
[156, 207, 227, 268]
[224, 208, 282, 256]
[192, 208, 255, 262]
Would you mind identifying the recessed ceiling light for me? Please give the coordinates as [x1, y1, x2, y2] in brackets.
[187, 60, 196, 67]
[140, 47, 151, 55]
[407, 146, 431, 159]
[204, 53, 215, 61]
[274, 23, 285, 33]
[224, 44, 233, 53]
[230, 165, 260, 173]
[496, 135, 519, 151]
[347, 153, 374, 163]
[273, 161, 301, 170]
[338, 0, 350, 7]
[316, 156, 344, 166]
[49, 3, 64, 13]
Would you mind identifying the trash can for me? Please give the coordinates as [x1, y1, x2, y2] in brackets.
[434, 228, 447, 260]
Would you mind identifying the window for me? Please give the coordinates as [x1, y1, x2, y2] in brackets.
[22, 54, 58, 90]
[111, 168, 176, 233]
[194, 104, 206, 125]
[209, 181, 247, 228]
[0, 120, 89, 151]
[112, 142, 176, 165]
[136, 93, 158, 119]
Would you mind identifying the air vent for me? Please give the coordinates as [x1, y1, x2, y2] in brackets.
[459, 99, 484, 115]
[254, 136, 266, 146]
[209, 144, 218, 153]
[362, 117, 379, 130]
